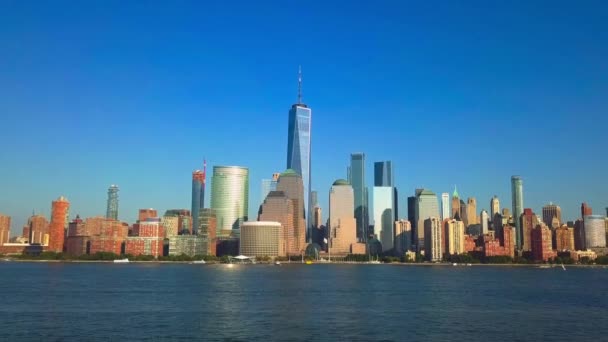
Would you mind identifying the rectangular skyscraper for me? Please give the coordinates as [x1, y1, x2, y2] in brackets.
[511, 176, 524, 250]
[415, 189, 440, 249]
[286, 68, 312, 242]
[373, 161, 396, 251]
[350, 153, 369, 241]
[374, 161, 393, 186]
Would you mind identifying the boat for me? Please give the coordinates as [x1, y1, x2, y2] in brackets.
[466, 263, 472, 266]
[192, 260, 206, 264]
[452, 263, 458, 266]
[113, 258, 130, 263]
[274, 261, 281, 266]
[305, 260, 313, 265]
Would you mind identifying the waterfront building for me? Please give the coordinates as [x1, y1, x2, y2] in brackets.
[490, 196, 500, 218]
[444, 219, 465, 256]
[394, 220, 412, 255]
[329, 179, 357, 255]
[415, 189, 440, 248]
[542, 203, 562, 228]
[125, 218, 164, 257]
[350, 153, 369, 241]
[211, 165, 249, 237]
[161, 215, 179, 238]
[511, 176, 524, 250]
[502, 225, 515, 257]
[276, 169, 306, 254]
[192, 164, 206, 235]
[373, 186, 394, 251]
[480, 210, 489, 235]
[164, 209, 192, 235]
[168, 235, 212, 256]
[466, 198, 478, 226]
[555, 225, 575, 251]
[441, 193, 450, 221]
[240, 221, 284, 257]
[258, 191, 294, 256]
[532, 223, 556, 262]
[583, 215, 607, 248]
[424, 217, 442, 262]
[65, 216, 128, 256]
[0, 214, 10, 245]
[197, 208, 217, 255]
[520, 208, 539, 252]
[451, 186, 460, 219]
[106, 185, 119, 220]
[286, 68, 312, 241]
[569, 249, 597, 262]
[26, 214, 49, 244]
[574, 219, 585, 250]
[48, 196, 69, 253]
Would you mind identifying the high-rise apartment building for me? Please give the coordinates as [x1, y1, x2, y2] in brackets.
[415, 189, 440, 248]
[424, 217, 442, 261]
[532, 223, 555, 261]
[555, 225, 575, 251]
[480, 210, 489, 235]
[329, 179, 357, 255]
[0, 214, 10, 245]
[48, 196, 69, 252]
[286, 67, 312, 242]
[106, 185, 119, 220]
[138, 209, 158, 222]
[542, 203, 562, 228]
[211, 165, 249, 237]
[444, 219, 465, 256]
[583, 215, 607, 248]
[350, 153, 369, 242]
[511, 176, 524, 250]
[466, 198, 478, 226]
[394, 220, 412, 255]
[27, 215, 49, 244]
[275, 169, 306, 255]
[490, 196, 500, 218]
[520, 208, 539, 252]
[441, 193, 450, 221]
[191, 163, 206, 235]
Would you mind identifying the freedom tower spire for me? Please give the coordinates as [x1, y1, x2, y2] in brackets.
[286, 67, 312, 242]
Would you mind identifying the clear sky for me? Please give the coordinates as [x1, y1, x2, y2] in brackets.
[1, 0, 607, 234]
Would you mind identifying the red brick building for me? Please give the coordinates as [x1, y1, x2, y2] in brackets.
[464, 235, 476, 252]
[65, 216, 128, 256]
[532, 223, 556, 262]
[502, 226, 515, 258]
[48, 196, 69, 253]
[125, 219, 164, 257]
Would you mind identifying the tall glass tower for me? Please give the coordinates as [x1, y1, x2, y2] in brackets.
[106, 185, 119, 220]
[211, 166, 249, 237]
[511, 176, 524, 250]
[286, 67, 312, 242]
[191, 164, 206, 235]
[349, 153, 369, 241]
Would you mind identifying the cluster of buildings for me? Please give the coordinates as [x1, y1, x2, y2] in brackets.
[1, 70, 607, 262]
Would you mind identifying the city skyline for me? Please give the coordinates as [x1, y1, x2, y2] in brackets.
[1, 1, 607, 232]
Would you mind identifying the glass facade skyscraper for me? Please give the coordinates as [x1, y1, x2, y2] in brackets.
[191, 170, 205, 235]
[511, 176, 524, 249]
[106, 185, 119, 221]
[349, 153, 369, 241]
[374, 161, 393, 187]
[211, 166, 249, 237]
[286, 72, 312, 242]
[415, 189, 440, 249]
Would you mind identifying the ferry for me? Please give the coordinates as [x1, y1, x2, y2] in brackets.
[113, 258, 130, 263]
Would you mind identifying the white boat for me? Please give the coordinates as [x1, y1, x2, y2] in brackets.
[452, 263, 458, 266]
[274, 261, 281, 265]
[192, 260, 206, 264]
[113, 258, 130, 263]
[466, 263, 472, 266]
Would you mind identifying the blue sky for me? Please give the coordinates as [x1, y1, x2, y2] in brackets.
[1, 0, 607, 233]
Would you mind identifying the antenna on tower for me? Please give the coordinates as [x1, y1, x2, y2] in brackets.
[297, 65, 302, 104]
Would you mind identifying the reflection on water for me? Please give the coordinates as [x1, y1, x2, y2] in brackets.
[0, 263, 607, 341]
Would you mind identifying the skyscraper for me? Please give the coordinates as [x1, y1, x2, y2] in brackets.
[106, 185, 119, 220]
[466, 197, 478, 226]
[542, 203, 562, 228]
[490, 195, 500, 218]
[374, 161, 393, 186]
[286, 67, 312, 242]
[511, 176, 524, 249]
[520, 208, 539, 252]
[275, 169, 306, 254]
[350, 153, 369, 242]
[258, 191, 294, 256]
[415, 189, 440, 248]
[0, 214, 10, 245]
[480, 209, 489, 235]
[444, 219, 465, 255]
[373, 161, 395, 251]
[441, 193, 450, 221]
[211, 165, 249, 237]
[424, 217, 442, 261]
[583, 215, 607, 248]
[408, 195, 417, 236]
[191, 163, 206, 235]
[451, 186, 460, 219]
[581, 202, 593, 217]
[49, 196, 69, 253]
[329, 179, 357, 255]
[261, 173, 280, 204]
[394, 220, 412, 255]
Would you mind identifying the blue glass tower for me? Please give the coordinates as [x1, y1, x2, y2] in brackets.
[287, 67, 312, 242]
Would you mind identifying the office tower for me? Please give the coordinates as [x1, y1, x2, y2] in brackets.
[444, 219, 465, 255]
[555, 225, 575, 251]
[373, 187, 394, 251]
[162, 215, 179, 238]
[286, 67, 312, 242]
[520, 208, 538, 252]
[27, 215, 49, 244]
[441, 193, 450, 221]
[459, 199, 467, 226]
[164, 209, 192, 235]
[261, 172, 280, 204]
[138, 209, 158, 222]
[415, 189, 440, 248]
[0, 214, 10, 245]
[329, 179, 357, 255]
[275, 169, 306, 254]
[532, 223, 555, 261]
[259, 191, 295, 256]
[240, 221, 284, 257]
[511, 176, 524, 249]
[480, 210, 489, 235]
[424, 217, 442, 261]
[574, 219, 585, 250]
[313, 206, 322, 229]
[198, 208, 217, 256]
[48, 196, 69, 252]
[192, 162, 206, 235]
[394, 220, 412, 255]
[106, 185, 119, 220]
[581, 202, 592, 217]
[490, 196, 500, 218]
[350, 153, 369, 242]
[466, 198, 478, 226]
[407, 195, 417, 237]
[374, 161, 393, 186]
[583, 215, 607, 248]
[542, 203, 562, 227]
[211, 165, 249, 237]
[451, 186, 460, 219]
